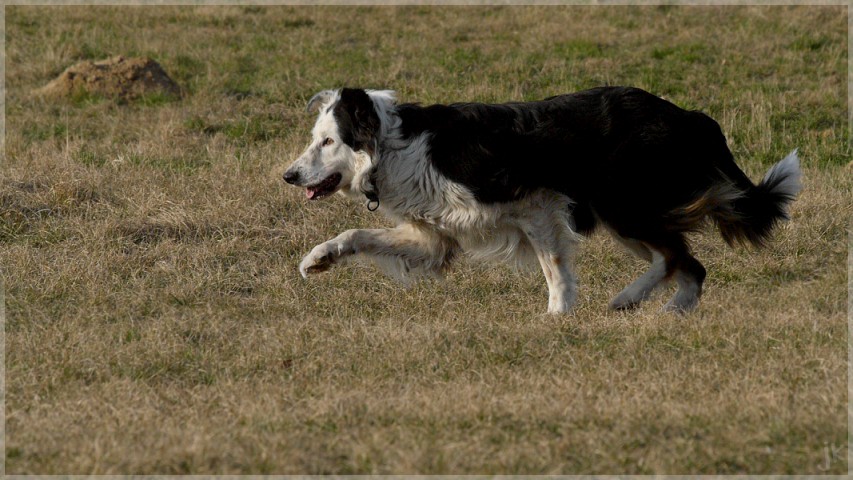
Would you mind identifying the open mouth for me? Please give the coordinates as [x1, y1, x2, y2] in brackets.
[305, 173, 342, 200]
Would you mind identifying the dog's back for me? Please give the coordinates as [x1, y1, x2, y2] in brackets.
[395, 87, 752, 233]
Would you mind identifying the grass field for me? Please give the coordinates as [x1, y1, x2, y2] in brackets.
[2, 5, 849, 474]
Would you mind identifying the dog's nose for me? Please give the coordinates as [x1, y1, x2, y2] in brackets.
[283, 170, 300, 185]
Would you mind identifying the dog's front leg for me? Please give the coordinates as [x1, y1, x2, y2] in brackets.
[299, 229, 359, 277]
[533, 247, 578, 314]
[300, 225, 455, 280]
[521, 214, 579, 314]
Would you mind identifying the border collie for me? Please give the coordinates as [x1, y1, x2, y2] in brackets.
[283, 87, 802, 313]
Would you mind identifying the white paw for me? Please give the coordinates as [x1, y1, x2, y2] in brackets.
[547, 295, 576, 314]
[299, 241, 349, 278]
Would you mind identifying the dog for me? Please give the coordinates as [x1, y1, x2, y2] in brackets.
[283, 86, 802, 313]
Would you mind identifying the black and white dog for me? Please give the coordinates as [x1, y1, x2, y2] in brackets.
[283, 87, 801, 313]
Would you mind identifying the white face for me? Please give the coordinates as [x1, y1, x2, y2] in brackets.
[283, 97, 360, 201]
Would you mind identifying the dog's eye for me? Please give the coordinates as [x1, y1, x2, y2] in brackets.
[321, 137, 334, 147]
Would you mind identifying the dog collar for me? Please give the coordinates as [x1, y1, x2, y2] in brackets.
[365, 191, 379, 211]
[364, 141, 381, 211]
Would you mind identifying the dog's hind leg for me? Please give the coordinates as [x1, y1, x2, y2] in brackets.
[520, 213, 579, 314]
[606, 227, 667, 309]
[662, 252, 706, 313]
[612, 235, 653, 263]
[609, 232, 706, 313]
[608, 244, 668, 310]
[645, 234, 706, 313]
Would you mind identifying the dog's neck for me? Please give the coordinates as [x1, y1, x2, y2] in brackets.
[357, 107, 409, 212]
[363, 156, 380, 211]
[356, 138, 381, 211]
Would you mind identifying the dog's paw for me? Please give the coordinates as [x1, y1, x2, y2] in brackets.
[299, 241, 350, 278]
[608, 296, 641, 311]
[662, 296, 699, 314]
[662, 284, 701, 314]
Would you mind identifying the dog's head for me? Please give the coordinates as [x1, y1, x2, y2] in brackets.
[283, 88, 393, 200]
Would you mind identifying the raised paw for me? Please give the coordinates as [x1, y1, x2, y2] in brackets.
[298, 240, 351, 278]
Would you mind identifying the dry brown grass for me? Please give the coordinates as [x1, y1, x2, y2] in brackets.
[3, 5, 848, 474]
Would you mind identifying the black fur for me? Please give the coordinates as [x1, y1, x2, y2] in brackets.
[711, 147, 799, 247]
[398, 88, 714, 225]
[334, 87, 380, 155]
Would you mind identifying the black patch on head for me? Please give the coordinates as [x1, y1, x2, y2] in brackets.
[333, 88, 380, 154]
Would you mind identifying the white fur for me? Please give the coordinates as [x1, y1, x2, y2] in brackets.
[763, 149, 803, 200]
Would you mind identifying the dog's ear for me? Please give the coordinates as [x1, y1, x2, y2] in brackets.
[306, 90, 337, 113]
[333, 88, 380, 153]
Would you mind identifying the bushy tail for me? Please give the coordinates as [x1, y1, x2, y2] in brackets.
[716, 149, 803, 247]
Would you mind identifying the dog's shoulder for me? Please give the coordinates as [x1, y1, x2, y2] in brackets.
[395, 102, 459, 139]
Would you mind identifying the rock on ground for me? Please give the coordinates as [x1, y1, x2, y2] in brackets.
[36, 56, 182, 100]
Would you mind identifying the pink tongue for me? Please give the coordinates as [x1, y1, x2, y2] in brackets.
[306, 188, 318, 199]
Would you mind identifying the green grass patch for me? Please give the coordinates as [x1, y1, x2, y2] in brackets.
[222, 116, 286, 144]
[183, 115, 221, 135]
[184, 114, 286, 144]
[282, 18, 315, 28]
[74, 149, 104, 167]
[170, 54, 205, 89]
[72, 41, 112, 61]
[556, 39, 608, 58]
[650, 43, 710, 63]
[222, 73, 259, 100]
[791, 34, 832, 51]
[242, 5, 265, 15]
[131, 91, 179, 107]
[122, 328, 142, 344]
[23, 122, 67, 144]
[69, 88, 108, 107]
[128, 152, 210, 173]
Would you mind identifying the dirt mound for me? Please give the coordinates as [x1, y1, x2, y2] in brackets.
[36, 56, 182, 100]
